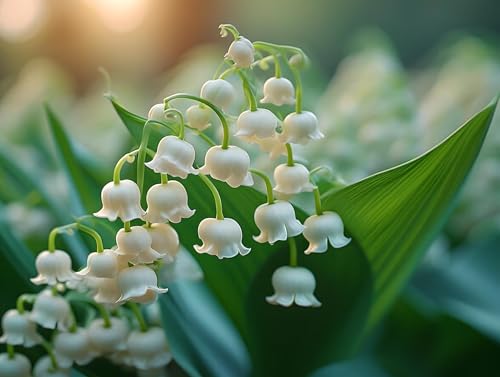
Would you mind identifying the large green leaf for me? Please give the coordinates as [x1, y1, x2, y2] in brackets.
[322, 98, 498, 331]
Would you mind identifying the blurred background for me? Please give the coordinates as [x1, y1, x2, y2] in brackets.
[1, 0, 499, 376]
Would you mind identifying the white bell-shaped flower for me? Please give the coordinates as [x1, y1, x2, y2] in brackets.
[280, 111, 324, 145]
[235, 108, 278, 142]
[254, 201, 304, 244]
[200, 79, 234, 111]
[225, 37, 254, 68]
[273, 163, 314, 196]
[146, 223, 180, 264]
[0, 353, 31, 377]
[147, 104, 165, 122]
[256, 135, 287, 160]
[94, 179, 145, 222]
[53, 328, 97, 368]
[31, 249, 76, 286]
[115, 226, 162, 265]
[143, 181, 195, 224]
[87, 276, 122, 305]
[303, 212, 351, 254]
[77, 249, 118, 279]
[117, 265, 168, 304]
[30, 290, 70, 330]
[186, 105, 211, 131]
[160, 248, 204, 283]
[126, 327, 172, 370]
[145, 136, 198, 179]
[194, 218, 250, 259]
[0, 309, 41, 347]
[266, 266, 321, 307]
[33, 355, 70, 377]
[261, 77, 295, 106]
[200, 146, 253, 188]
[87, 317, 128, 353]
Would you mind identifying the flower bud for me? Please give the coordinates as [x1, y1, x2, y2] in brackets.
[115, 226, 162, 265]
[31, 249, 76, 286]
[87, 317, 128, 353]
[143, 181, 195, 224]
[126, 327, 172, 369]
[117, 265, 168, 304]
[200, 145, 253, 188]
[94, 179, 145, 222]
[30, 290, 70, 330]
[0, 353, 31, 377]
[261, 77, 295, 106]
[303, 212, 351, 253]
[280, 111, 324, 145]
[33, 355, 70, 377]
[147, 104, 165, 122]
[200, 79, 234, 111]
[254, 201, 304, 244]
[273, 163, 314, 196]
[146, 136, 198, 179]
[146, 223, 180, 264]
[0, 309, 41, 347]
[53, 328, 97, 368]
[266, 266, 321, 307]
[225, 37, 254, 68]
[77, 249, 118, 279]
[235, 108, 278, 142]
[186, 105, 211, 131]
[194, 218, 250, 259]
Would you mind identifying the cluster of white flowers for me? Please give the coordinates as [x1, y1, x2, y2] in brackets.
[0, 24, 351, 376]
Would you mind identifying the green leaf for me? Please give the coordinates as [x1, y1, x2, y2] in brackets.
[322, 98, 498, 331]
[159, 281, 251, 377]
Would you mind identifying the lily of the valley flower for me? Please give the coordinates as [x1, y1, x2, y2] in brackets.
[147, 103, 166, 122]
[303, 212, 351, 253]
[194, 218, 251, 259]
[266, 266, 321, 307]
[87, 317, 128, 353]
[33, 355, 70, 377]
[143, 181, 195, 224]
[186, 105, 211, 131]
[280, 111, 324, 145]
[0, 353, 31, 377]
[261, 77, 295, 106]
[94, 179, 145, 222]
[145, 223, 180, 264]
[200, 145, 254, 188]
[116, 266, 168, 304]
[0, 309, 41, 347]
[31, 249, 76, 286]
[256, 134, 287, 160]
[200, 79, 235, 111]
[53, 328, 97, 368]
[30, 290, 70, 330]
[145, 136, 198, 179]
[225, 37, 254, 68]
[77, 249, 118, 279]
[87, 276, 122, 305]
[126, 327, 172, 370]
[254, 201, 304, 244]
[273, 163, 315, 195]
[114, 226, 162, 265]
[235, 108, 278, 142]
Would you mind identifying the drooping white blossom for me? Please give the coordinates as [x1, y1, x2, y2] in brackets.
[254, 201, 304, 244]
[0, 309, 42, 347]
[30, 290, 70, 330]
[280, 111, 324, 145]
[116, 266, 168, 304]
[114, 226, 162, 265]
[194, 218, 250, 259]
[266, 266, 321, 307]
[303, 212, 351, 254]
[87, 317, 128, 354]
[225, 37, 254, 68]
[200, 79, 235, 111]
[94, 180, 145, 222]
[273, 163, 314, 196]
[126, 327, 172, 370]
[261, 77, 295, 106]
[186, 105, 211, 131]
[146, 136, 198, 178]
[53, 327, 97, 368]
[0, 353, 32, 377]
[235, 108, 278, 142]
[31, 250, 76, 286]
[200, 145, 253, 188]
[143, 181, 195, 224]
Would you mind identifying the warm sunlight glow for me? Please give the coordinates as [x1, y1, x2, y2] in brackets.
[0, 0, 46, 42]
[84, 0, 147, 33]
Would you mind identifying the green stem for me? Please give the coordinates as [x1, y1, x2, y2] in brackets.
[249, 168, 274, 204]
[47, 224, 73, 252]
[164, 108, 186, 140]
[185, 125, 217, 146]
[76, 223, 104, 253]
[237, 70, 258, 111]
[16, 296, 26, 314]
[219, 23, 240, 39]
[309, 165, 330, 177]
[128, 302, 148, 332]
[123, 221, 131, 233]
[253, 44, 282, 77]
[48, 223, 103, 253]
[95, 304, 112, 328]
[199, 174, 224, 220]
[313, 187, 323, 216]
[113, 149, 139, 185]
[252, 41, 307, 62]
[6, 344, 14, 359]
[218, 66, 236, 80]
[68, 305, 78, 333]
[41, 339, 58, 370]
[290, 66, 303, 113]
[288, 237, 298, 267]
[164, 94, 230, 149]
[285, 143, 294, 166]
[161, 174, 168, 184]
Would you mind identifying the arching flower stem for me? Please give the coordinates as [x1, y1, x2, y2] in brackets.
[199, 174, 224, 220]
[249, 168, 274, 205]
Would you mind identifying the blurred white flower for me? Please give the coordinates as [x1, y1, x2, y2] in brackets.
[117, 266, 168, 304]
[261, 77, 295, 106]
[303, 212, 351, 254]
[200, 79, 235, 111]
[0, 352, 31, 377]
[30, 290, 70, 330]
[186, 104, 211, 131]
[77, 249, 118, 279]
[146, 136, 198, 178]
[33, 355, 70, 377]
[200, 145, 253, 188]
[31, 249, 76, 286]
[254, 201, 303, 244]
[126, 327, 172, 370]
[114, 226, 162, 265]
[147, 103, 166, 122]
[143, 181, 195, 224]
[94, 179, 145, 222]
[266, 266, 321, 307]
[53, 328, 97, 368]
[195, 218, 250, 259]
[0, 309, 41, 347]
[87, 318, 128, 353]
[145, 223, 180, 264]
